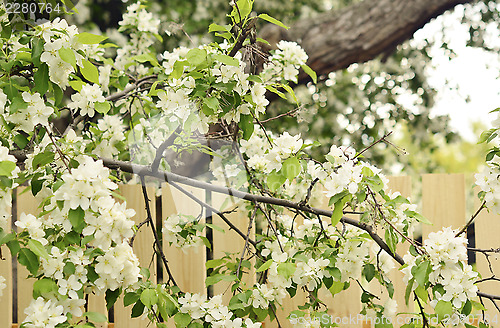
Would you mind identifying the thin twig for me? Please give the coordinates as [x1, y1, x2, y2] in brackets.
[456, 201, 486, 237]
[236, 204, 257, 279]
[167, 180, 257, 247]
[139, 176, 178, 287]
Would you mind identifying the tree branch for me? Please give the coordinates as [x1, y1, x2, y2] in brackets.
[259, 0, 474, 84]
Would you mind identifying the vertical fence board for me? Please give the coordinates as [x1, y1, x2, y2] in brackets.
[162, 183, 206, 294]
[162, 183, 206, 328]
[387, 176, 413, 320]
[113, 185, 157, 328]
[474, 187, 500, 322]
[0, 189, 12, 328]
[422, 174, 466, 237]
[16, 187, 39, 324]
[211, 193, 254, 305]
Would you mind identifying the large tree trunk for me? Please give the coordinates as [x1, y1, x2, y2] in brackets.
[259, 0, 475, 83]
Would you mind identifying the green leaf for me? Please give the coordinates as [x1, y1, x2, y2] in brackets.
[31, 38, 44, 65]
[281, 157, 301, 181]
[331, 196, 348, 226]
[301, 64, 317, 84]
[205, 223, 225, 234]
[174, 312, 192, 328]
[266, 170, 286, 192]
[68, 207, 85, 234]
[404, 278, 414, 305]
[13, 134, 29, 149]
[414, 285, 427, 302]
[205, 258, 225, 269]
[77, 32, 108, 44]
[282, 84, 298, 104]
[95, 101, 111, 114]
[479, 128, 497, 144]
[277, 262, 296, 279]
[123, 292, 140, 307]
[140, 289, 158, 308]
[83, 311, 108, 323]
[33, 278, 57, 299]
[362, 264, 375, 282]
[105, 289, 121, 310]
[186, 48, 207, 66]
[131, 53, 159, 67]
[58, 48, 76, 68]
[239, 114, 254, 140]
[131, 300, 145, 318]
[27, 239, 49, 260]
[231, 0, 253, 23]
[18, 248, 39, 275]
[329, 281, 346, 295]
[0, 161, 16, 176]
[435, 300, 453, 322]
[384, 228, 397, 255]
[413, 260, 430, 287]
[203, 97, 219, 110]
[32, 151, 55, 170]
[212, 54, 239, 67]
[80, 59, 99, 84]
[256, 259, 273, 272]
[266, 85, 286, 99]
[258, 14, 289, 30]
[208, 23, 230, 33]
[33, 63, 49, 95]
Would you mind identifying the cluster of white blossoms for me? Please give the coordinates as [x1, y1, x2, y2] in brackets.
[403, 227, 478, 313]
[94, 241, 141, 291]
[68, 84, 106, 118]
[119, 2, 160, 34]
[335, 228, 371, 282]
[178, 293, 262, 327]
[261, 40, 308, 83]
[23, 297, 67, 328]
[155, 44, 273, 135]
[34, 156, 139, 283]
[475, 160, 500, 214]
[0, 88, 54, 133]
[0, 145, 20, 229]
[115, 2, 160, 74]
[35, 18, 102, 89]
[6, 92, 54, 132]
[162, 214, 204, 250]
[92, 114, 126, 157]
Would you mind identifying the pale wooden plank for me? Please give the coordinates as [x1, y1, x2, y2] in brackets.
[162, 183, 206, 328]
[16, 187, 39, 324]
[422, 174, 466, 237]
[421, 174, 466, 318]
[387, 176, 413, 321]
[474, 186, 500, 322]
[211, 193, 254, 305]
[0, 189, 13, 328]
[113, 185, 156, 328]
[87, 293, 108, 328]
[162, 183, 206, 294]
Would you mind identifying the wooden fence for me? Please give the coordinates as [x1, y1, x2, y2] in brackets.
[1, 174, 499, 328]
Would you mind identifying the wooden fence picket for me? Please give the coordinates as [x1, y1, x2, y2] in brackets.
[422, 174, 466, 237]
[16, 187, 39, 325]
[386, 176, 413, 323]
[474, 187, 500, 323]
[0, 189, 13, 328]
[113, 184, 157, 328]
[211, 192, 255, 305]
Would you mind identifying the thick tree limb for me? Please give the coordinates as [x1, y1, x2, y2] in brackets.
[259, 0, 474, 83]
